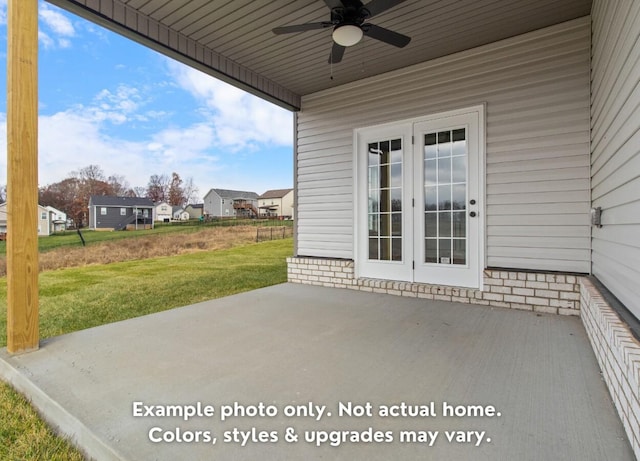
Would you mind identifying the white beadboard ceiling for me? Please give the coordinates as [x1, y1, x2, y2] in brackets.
[47, 0, 592, 110]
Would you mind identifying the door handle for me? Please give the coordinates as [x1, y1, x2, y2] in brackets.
[469, 211, 477, 217]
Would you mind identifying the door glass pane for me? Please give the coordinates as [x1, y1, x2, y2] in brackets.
[368, 214, 379, 236]
[425, 159, 437, 185]
[369, 187, 379, 213]
[391, 188, 402, 211]
[392, 213, 402, 236]
[425, 212, 437, 238]
[425, 239, 437, 263]
[391, 139, 402, 162]
[381, 213, 391, 237]
[452, 156, 466, 183]
[452, 184, 466, 210]
[438, 185, 452, 210]
[380, 238, 391, 260]
[424, 133, 437, 159]
[423, 128, 468, 265]
[425, 186, 437, 211]
[453, 239, 466, 265]
[380, 189, 390, 212]
[439, 239, 452, 264]
[439, 212, 452, 237]
[391, 164, 402, 187]
[380, 164, 390, 188]
[392, 238, 402, 261]
[438, 157, 451, 183]
[369, 238, 379, 259]
[452, 212, 466, 238]
[368, 143, 380, 166]
[368, 138, 402, 261]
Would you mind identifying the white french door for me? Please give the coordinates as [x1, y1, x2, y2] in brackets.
[355, 106, 484, 289]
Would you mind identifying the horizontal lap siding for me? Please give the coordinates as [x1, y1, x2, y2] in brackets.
[296, 18, 591, 271]
[591, 0, 640, 319]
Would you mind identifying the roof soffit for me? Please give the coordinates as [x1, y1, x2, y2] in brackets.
[46, 0, 592, 111]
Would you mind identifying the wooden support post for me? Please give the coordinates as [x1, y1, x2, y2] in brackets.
[6, 0, 39, 354]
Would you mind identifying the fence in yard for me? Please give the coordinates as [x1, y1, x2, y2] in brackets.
[256, 226, 293, 242]
[155, 218, 294, 229]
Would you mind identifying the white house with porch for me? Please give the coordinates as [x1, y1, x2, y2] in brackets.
[3, 1, 640, 458]
[258, 188, 294, 218]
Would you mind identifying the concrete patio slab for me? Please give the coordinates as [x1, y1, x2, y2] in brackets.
[0, 283, 634, 460]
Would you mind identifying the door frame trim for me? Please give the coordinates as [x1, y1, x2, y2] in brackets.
[353, 104, 486, 289]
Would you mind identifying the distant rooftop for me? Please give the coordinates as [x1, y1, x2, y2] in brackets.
[258, 188, 293, 200]
[207, 189, 258, 200]
[89, 196, 154, 207]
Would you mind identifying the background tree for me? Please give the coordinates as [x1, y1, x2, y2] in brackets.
[182, 177, 199, 205]
[107, 174, 135, 197]
[168, 172, 184, 206]
[40, 165, 114, 227]
[146, 174, 169, 203]
[132, 186, 147, 198]
[38, 166, 198, 227]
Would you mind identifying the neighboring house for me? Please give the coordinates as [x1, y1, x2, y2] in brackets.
[24, 2, 640, 455]
[184, 203, 204, 220]
[172, 206, 190, 221]
[154, 201, 172, 222]
[203, 189, 259, 218]
[0, 203, 52, 236]
[45, 206, 67, 233]
[257, 189, 294, 218]
[88, 196, 155, 231]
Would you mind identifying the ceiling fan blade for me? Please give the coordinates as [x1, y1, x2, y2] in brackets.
[273, 22, 331, 34]
[328, 42, 346, 63]
[363, 23, 411, 47]
[363, 0, 409, 18]
[323, 0, 344, 9]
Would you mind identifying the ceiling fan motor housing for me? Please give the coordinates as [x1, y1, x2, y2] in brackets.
[330, 1, 371, 27]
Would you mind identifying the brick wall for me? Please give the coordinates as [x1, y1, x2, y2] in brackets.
[581, 278, 640, 459]
[287, 257, 580, 315]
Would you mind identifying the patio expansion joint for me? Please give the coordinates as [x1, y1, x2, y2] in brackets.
[0, 350, 126, 461]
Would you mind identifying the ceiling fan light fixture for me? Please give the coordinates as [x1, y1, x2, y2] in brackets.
[332, 24, 363, 47]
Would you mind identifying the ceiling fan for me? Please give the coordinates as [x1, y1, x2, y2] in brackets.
[272, 0, 411, 64]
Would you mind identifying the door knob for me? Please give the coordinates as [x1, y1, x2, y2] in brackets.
[469, 211, 477, 217]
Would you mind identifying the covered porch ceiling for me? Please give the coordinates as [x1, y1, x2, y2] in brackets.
[47, 0, 592, 110]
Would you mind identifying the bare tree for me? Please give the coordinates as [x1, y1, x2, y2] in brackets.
[40, 166, 115, 228]
[168, 172, 184, 206]
[182, 177, 200, 205]
[107, 174, 131, 197]
[146, 174, 169, 203]
[132, 186, 148, 198]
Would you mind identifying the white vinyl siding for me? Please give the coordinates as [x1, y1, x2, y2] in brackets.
[296, 17, 591, 272]
[591, 0, 640, 319]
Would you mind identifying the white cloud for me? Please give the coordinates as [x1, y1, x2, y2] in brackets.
[35, 108, 223, 195]
[38, 2, 75, 49]
[0, 0, 6, 26]
[168, 61, 293, 150]
[0, 94, 224, 199]
[0, 53, 293, 198]
[38, 31, 55, 49]
[39, 2, 74, 36]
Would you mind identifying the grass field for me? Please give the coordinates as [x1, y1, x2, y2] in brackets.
[0, 236, 293, 460]
[0, 218, 293, 254]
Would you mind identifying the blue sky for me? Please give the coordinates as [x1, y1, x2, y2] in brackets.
[0, 0, 294, 200]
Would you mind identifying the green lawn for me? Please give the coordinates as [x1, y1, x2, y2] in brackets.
[0, 238, 293, 460]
